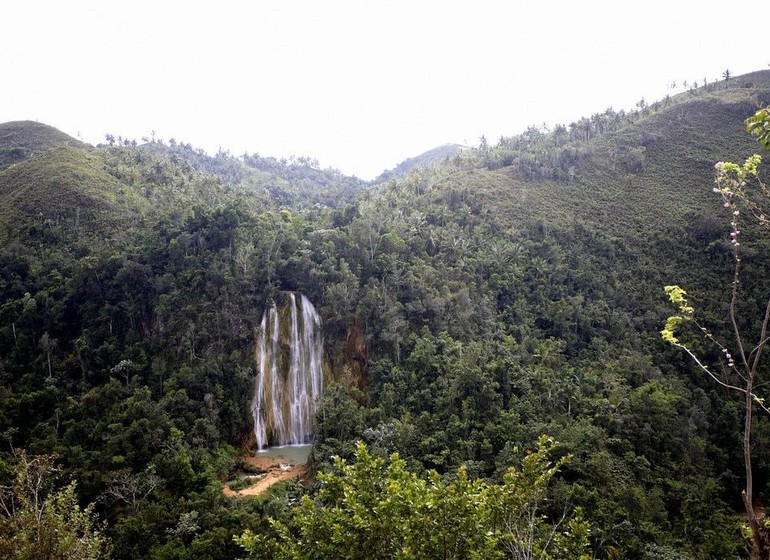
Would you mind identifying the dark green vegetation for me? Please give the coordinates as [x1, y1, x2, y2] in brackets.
[237, 438, 591, 559]
[1, 70, 770, 559]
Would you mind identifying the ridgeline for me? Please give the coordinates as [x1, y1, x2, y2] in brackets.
[1, 70, 770, 559]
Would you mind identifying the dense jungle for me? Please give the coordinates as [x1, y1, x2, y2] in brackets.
[2, 69, 770, 559]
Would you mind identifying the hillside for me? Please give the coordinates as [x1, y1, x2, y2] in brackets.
[412, 71, 770, 234]
[375, 143, 469, 181]
[0, 120, 88, 170]
[0, 145, 145, 243]
[1, 70, 770, 559]
[135, 139, 368, 208]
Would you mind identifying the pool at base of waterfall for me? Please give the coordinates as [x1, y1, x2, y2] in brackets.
[255, 443, 312, 464]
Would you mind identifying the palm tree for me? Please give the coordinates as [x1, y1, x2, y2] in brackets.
[591, 113, 605, 136]
[577, 117, 592, 142]
[608, 110, 624, 132]
[553, 124, 568, 145]
[568, 122, 578, 142]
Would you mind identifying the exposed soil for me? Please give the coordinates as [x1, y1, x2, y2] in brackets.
[223, 454, 308, 498]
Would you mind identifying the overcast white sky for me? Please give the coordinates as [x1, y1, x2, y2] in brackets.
[2, 1, 768, 179]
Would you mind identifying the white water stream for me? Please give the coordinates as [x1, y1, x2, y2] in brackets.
[252, 294, 324, 450]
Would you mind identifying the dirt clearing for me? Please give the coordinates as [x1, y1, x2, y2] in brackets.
[224, 454, 308, 498]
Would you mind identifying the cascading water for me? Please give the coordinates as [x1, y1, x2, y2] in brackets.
[252, 293, 324, 450]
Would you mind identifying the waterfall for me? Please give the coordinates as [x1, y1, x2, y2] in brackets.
[252, 293, 324, 450]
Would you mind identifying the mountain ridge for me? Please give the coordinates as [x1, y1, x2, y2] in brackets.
[376, 143, 470, 181]
[2, 69, 770, 558]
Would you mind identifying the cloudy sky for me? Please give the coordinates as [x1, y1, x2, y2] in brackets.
[2, 1, 768, 179]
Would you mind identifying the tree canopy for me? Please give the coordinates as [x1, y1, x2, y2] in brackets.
[1, 71, 770, 559]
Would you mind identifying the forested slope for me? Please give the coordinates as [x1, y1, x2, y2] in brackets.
[1, 70, 770, 559]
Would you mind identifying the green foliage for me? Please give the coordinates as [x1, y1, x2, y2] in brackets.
[661, 110, 770, 558]
[661, 286, 694, 344]
[745, 106, 770, 151]
[487, 436, 589, 560]
[0, 451, 111, 559]
[236, 438, 591, 560]
[0, 146, 145, 244]
[2, 71, 770, 559]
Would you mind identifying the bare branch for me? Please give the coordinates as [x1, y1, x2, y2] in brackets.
[672, 342, 745, 393]
[728, 210, 750, 373]
[750, 296, 770, 375]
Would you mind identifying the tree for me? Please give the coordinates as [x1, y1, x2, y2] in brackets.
[38, 332, 57, 380]
[0, 451, 111, 559]
[487, 437, 591, 560]
[235, 437, 591, 560]
[662, 108, 770, 558]
[104, 466, 161, 513]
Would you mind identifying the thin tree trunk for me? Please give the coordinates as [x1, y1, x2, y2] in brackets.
[743, 369, 770, 558]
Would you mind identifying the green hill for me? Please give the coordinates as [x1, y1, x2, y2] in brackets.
[0, 120, 88, 170]
[0, 145, 146, 244]
[408, 70, 770, 236]
[1, 70, 770, 559]
[376, 143, 469, 181]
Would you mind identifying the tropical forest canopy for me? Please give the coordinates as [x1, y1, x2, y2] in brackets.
[1, 69, 770, 559]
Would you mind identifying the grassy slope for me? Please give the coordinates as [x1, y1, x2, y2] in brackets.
[1, 73, 768, 263]
[0, 145, 146, 243]
[431, 73, 770, 238]
[0, 120, 88, 170]
[376, 70, 770, 351]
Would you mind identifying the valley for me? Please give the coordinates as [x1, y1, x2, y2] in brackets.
[1, 69, 770, 559]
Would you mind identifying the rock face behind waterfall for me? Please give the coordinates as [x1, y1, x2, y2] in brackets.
[252, 293, 324, 450]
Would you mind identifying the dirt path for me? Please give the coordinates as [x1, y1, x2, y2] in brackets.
[224, 455, 308, 498]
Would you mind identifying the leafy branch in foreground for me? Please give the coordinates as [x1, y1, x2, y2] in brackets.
[235, 437, 591, 560]
[662, 150, 770, 559]
[746, 106, 770, 152]
[0, 451, 111, 560]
